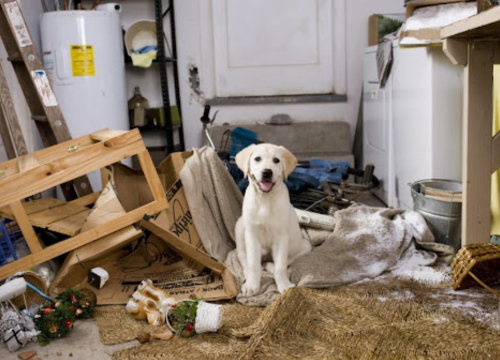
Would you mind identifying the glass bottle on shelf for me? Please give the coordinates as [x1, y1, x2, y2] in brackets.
[128, 86, 150, 128]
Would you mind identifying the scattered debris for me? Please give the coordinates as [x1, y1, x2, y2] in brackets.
[137, 333, 151, 344]
[150, 330, 174, 341]
[18, 351, 37, 360]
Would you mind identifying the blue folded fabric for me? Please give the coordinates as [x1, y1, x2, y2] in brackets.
[307, 159, 350, 187]
[131, 45, 158, 54]
[227, 159, 350, 193]
[229, 127, 259, 158]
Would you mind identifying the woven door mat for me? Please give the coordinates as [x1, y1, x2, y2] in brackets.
[94, 276, 500, 360]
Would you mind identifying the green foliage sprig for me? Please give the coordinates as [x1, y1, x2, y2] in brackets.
[169, 299, 201, 337]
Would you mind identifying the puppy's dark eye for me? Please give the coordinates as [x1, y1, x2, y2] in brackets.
[254, 157, 261, 162]
[273, 158, 280, 164]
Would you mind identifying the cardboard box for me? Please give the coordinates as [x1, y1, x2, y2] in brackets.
[400, 0, 469, 47]
[50, 152, 238, 304]
[404, 0, 467, 18]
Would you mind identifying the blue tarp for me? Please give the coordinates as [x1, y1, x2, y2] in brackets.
[228, 159, 350, 193]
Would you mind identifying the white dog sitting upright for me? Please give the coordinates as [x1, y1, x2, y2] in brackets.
[235, 144, 312, 296]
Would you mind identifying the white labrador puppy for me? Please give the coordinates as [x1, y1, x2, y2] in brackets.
[235, 144, 312, 296]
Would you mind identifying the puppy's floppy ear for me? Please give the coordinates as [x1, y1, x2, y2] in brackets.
[280, 146, 297, 181]
[235, 144, 256, 178]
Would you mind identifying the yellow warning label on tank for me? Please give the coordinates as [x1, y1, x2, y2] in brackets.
[70, 45, 95, 77]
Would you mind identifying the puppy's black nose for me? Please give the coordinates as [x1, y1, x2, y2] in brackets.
[262, 169, 273, 181]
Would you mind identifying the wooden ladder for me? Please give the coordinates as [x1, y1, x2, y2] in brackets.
[0, 0, 92, 200]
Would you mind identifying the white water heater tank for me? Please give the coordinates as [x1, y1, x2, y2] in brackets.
[40, 10, 129, 189]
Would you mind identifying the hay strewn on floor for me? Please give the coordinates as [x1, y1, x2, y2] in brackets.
[95, 276, 500, 360]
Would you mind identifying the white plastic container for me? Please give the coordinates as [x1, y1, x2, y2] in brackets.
[40, 11, 129, 190]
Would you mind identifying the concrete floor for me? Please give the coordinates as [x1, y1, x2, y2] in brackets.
[0, 319, 138, 360]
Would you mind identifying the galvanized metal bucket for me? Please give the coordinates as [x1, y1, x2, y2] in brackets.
[410, 179, 462, 253]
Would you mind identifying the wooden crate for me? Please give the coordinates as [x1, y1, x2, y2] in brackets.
[0, 129, 168, 280]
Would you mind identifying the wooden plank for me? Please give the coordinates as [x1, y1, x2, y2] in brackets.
[18, 153, 39, 172]
[9, 200, 42, 254]
[137, 150, 167, 202]
[90, 129, 127, 142]
[0, 104, 16, 159]
[0, 134, 95, 179]
[462, 41, 494, 245]
[425, 194, 463, 203]
[0, 195, 96, 236]
[0, 198, 168, 280]
[492, 130, 500, 172]
[0, 0, 92, 199]
[424, 187, 462, 200]
[441, 5, 500, 39]
[47, 209, 91, 236]
[66, 191, 101, 208]
[443, 38, 468, 66]
[141, 218, 224, 273]
[28, 202, 89, 228]
[0, 130, 145, 207]
[0, 60, 28, 157]
[0, 0, 72, 145]
[0, 198, 65, 218]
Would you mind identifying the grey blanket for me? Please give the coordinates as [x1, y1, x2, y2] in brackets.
[179, 147, 242, 262]
[181, 148, 454, 306]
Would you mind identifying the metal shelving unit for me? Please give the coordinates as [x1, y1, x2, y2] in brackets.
[127, 0, 184, 157]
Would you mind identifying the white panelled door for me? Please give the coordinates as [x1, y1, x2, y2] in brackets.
[211, 0, 339, 97]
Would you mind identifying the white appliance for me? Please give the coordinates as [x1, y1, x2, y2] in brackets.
[363, 42, 463, 209]
[40, 10, 129, 190]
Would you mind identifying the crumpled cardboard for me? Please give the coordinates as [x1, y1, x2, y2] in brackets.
[49, 180, 144, 299]
[50, 153, 237, 304]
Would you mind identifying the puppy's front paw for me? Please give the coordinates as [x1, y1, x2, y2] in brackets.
[241, 279, 260, 297]
[277, 279, 295, 294]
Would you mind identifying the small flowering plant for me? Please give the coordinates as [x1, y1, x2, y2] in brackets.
[168, 299, 201, 337]
[55, 288, 94, 319]
[34, 302, 75, 346]
[34, 288, 95, 346]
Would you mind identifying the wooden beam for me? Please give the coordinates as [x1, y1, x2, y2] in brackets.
[0, 105, 16, 159]
[492, 131, 500, 172]
[0, 199, 168, 280]
[9, 200, 42, 254]
[65, 191, 101, 208]
[137, 150, 167, 202]
[441, 5, 500, 39]
[0, 133, 95, 179]
[18, 153, 39, 172]
[90, 129, 127, 142]
[141, 218, 224, 273]
[0, 60, 28, 157]
[443, 38, 468, 66]
[462, 41, 494, 245]
[0, 130, 145, 207]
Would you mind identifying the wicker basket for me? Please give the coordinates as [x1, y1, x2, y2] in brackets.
[452, 243, 500, 293]
[11, 271, 48, 309]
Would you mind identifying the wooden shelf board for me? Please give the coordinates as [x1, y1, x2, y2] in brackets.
[442, 6, 500, 39]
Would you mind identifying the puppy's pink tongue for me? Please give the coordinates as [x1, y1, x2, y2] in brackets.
[260, 182, 272, 192]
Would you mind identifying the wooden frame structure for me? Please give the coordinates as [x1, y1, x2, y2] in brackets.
[441, 7, 500, 246]
[0, 129, 168, 280]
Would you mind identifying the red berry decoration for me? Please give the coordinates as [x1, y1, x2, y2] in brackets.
[186, 322, 193, 331]
[75, 309, 83, 317]
[65, 319, 73, 329]
[43, 307, 55, 315]
[70, 294, 77, 304]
